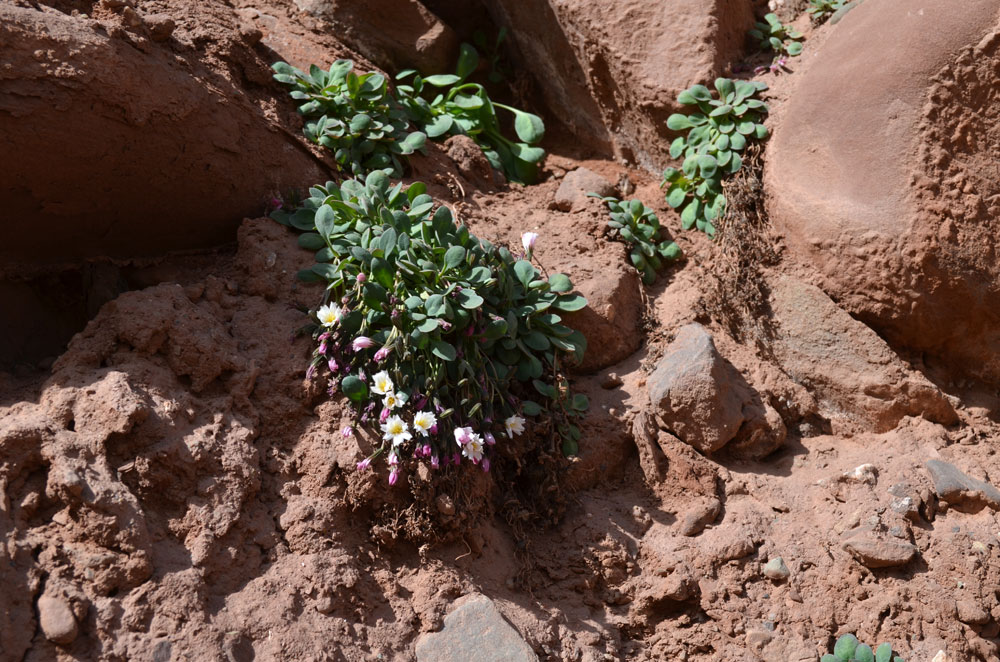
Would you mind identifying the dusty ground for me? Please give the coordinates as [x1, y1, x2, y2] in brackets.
[2, 1, 999, 662]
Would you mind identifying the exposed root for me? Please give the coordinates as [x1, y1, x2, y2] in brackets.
[701, 142, 779, 352]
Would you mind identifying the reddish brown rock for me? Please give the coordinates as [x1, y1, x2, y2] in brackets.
[766, 0, 1000, 385]
[0, 3, 327, 267]
[488, 0, 755, 167]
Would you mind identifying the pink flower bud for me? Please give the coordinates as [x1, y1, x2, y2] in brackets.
[328, 358, 339, 373]
[430, 455, 440, 469]
[374, 347, 392, 362]
[356, 272, 367, 283]
[318, 341, 328, 355]
[341, 425, 353, 438]
[429, 423, 438, 435]
[352, 336, 375, 352]
[484, 432, 496, 445]
[356, 458, 371, 471]
[388, 468, 399, 485]
[482, 458, 491, 473]
[305, 364, 316, 380]
[380, 407, 390, 424]
[421, 444, 431, 457]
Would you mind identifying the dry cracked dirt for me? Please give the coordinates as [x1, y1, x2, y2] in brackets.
[2, 1, 1000, 661]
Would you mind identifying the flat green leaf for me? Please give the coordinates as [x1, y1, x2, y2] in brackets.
[425, 294, 446, 316]
[418, 318, 439, 333]
[523, 331, 550, 351]
[456, 42, 479, 80]
[371, 257, 393, 289]
[298, 233, 325, 250]
[456, 289, 484, 309]
[553, 294, 587, 312]
[874, 644, 893, 662]
[341, 375, 368, 402]
[424, 74, 461, 86]
[835, 635, 859, 662]
[666, 114, 694, 130]
[314, 205, 335, 237]
[513, 260, 536, 288]
[432, 340, 456, 361]
[548, 273, 572, 293]
[444, 245, 466, 269]
[571, 393, 589, 411]
[854, 644, 875, 662]
[521, 400, 542, 416]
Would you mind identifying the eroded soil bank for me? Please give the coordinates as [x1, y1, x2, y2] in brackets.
[2, 1, 999, 661]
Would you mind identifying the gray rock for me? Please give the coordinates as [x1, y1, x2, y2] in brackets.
[925, 459, 1000, 512]
[843, 534, 917, 568]
[553, 167, 615, 212]
[647, 324, 751, 454]
[415, 594, 537, 662]
[37, 595, 78, 645]
[763, 557, 790, 581]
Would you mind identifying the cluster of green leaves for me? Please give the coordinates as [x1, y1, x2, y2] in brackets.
[589, 195, 681, 284]
[272, 171, 588, 466]
[822, 635, 904, 662]
[749, 13, 804, 57]
[272, 60, 426, 178]
[807, 0, 848, 22]
[395, 44, 546, 183]
[662, 78, 768, 236]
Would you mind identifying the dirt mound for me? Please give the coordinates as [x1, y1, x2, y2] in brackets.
[764, 0, 1000, 385]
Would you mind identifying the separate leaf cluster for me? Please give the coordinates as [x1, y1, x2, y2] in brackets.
[807, 0, 848, 22]
[589, 195, 681, 284]
[749, 13, 804, 57]
[662, 78, 768, 236]
[395, 44, 546, 184]
[821, 634, 904, 662]
[272, 171, 588, 472]
[272, 60, 426, 178]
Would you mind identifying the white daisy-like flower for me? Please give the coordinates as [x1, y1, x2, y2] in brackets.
[381, 415, 411, 447]
[504, 415, 526, 438]
[383, 391, 403, 410]
[316, 303, 343, 328]
[461, 433, 484, 463]
[413, 411, 436, 437]
[371, 370, 394, 396]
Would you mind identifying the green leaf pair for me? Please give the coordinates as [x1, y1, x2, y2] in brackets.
[748, 13, 804, 57]
[821, 634, 904, 662]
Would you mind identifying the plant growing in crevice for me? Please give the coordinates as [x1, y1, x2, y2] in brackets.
[662, 78, 769, 236]
[395, 44, 545, 183]
[271, 171, 588, 482]
[821, 634, 904, 662]
[749, 13, 804, 57]
[807, 0, 849, 22]
[589, 194, 681, 284]
[272, 60, 426, 177]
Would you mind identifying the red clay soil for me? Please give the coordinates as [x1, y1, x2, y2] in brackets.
[2, 2, 1000, 662]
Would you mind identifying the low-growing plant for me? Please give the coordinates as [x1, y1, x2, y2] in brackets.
[749, 13, 804, 57]
[807, 0, 848, 22]
[272, 60, 426, 178]
[662, 78, 769, 236]
[589, 194, 681, 284]
[395, 45, 545, 183]
[271, 171, 588, 482]
[821, 634, 904, 662]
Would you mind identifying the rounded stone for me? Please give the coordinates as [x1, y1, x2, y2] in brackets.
[38, 595, 78, 645]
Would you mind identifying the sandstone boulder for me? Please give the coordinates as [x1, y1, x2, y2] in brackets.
[765, 0, 1000, 385]
[0, 4, 327, 266]
[768, 274, 957, 433]
[487, 0, 755, 168]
